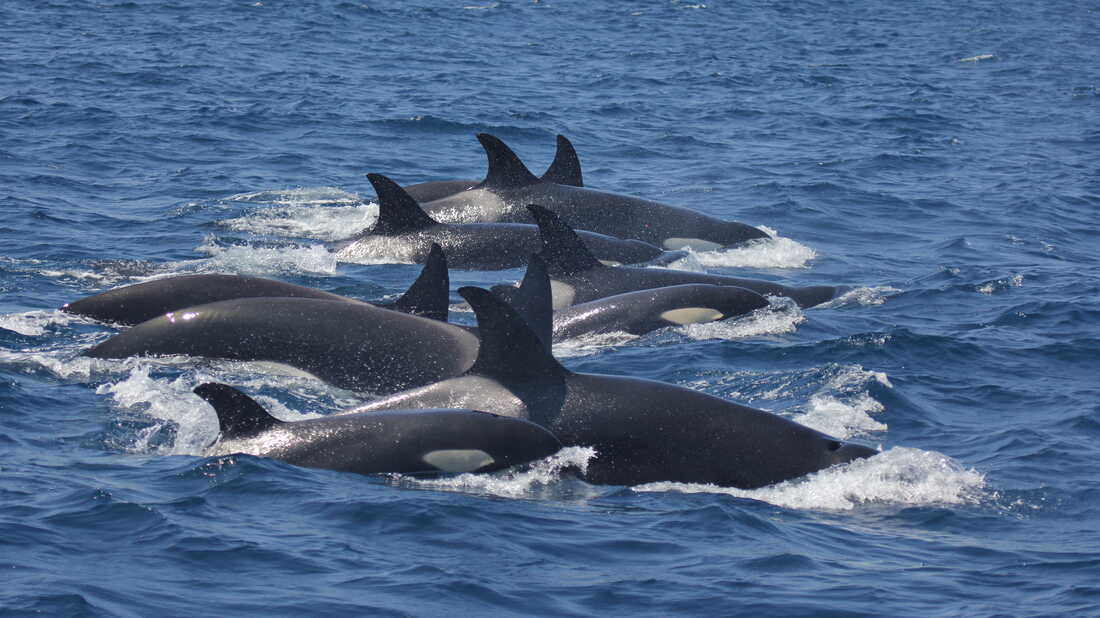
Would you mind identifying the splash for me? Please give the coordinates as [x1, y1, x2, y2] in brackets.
[635, 447, 986, 511]
[193, 237, 338, 276]
[221, 201, 377, 242]
[0, 309, 79, 337]
[403, 446, 598, 499]
[976, 274, 1023, 295]
[664, 228, 817, 270]
[679, 296, 804, 341]
[791, 364, 892, 439]
[819, 285, 900, 308]
[553, 331, 641, 358]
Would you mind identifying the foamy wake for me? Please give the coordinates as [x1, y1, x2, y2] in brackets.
[636, 447, 986, 511]
[679, 296, 804, 341]
[0, 309, 80, 337]
[664, 227, 817, 270]
[191, 236, 338, 276]
[790, 365, 893, 439]
[402, 446, 599, 499]
[553, 331, 641, 358]
[819, 285, 900, 308]
[95, 364, 341, 456]
[220, 190, 377, 242]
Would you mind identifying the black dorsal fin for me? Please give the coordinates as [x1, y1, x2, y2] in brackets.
[476, 133, 541, 189]
[393, 243, 449, 322]
[459, 286, 567, 379]
[193, 383, 282, 439]
[367, 173, 439, 235]
[540, 135, 583, 187]
[491, 254, 553, 349]
[527, 205, 604, 276]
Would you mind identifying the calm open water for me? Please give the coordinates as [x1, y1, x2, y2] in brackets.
[3, 1, 1099, 616]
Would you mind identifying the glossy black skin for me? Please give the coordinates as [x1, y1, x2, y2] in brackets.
[350, 288, 878, 489]
[61, 274, 360, 326]
[195, 387, 561, 476]
[334, 223, 663, 271]
[540, 265, 839, 310]
[550, 284, 770, 340]
[424, 183, 769, 249]
[420, 134, 769, 248]
[84, 298, 480, 394]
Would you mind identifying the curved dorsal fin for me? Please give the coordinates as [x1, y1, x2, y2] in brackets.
[527, 205, 604, 276]
[193, 383, 282, 439]
[476, 133, 541, 189]
[368, 173, 439, 235]
[540, 135, 583, 187]
[459, 286, 567, 380]
[393, 243, 449, 322]
[490, 254, 553, 349]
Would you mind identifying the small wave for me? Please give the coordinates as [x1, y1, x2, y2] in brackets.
[820, 285, 900, 308]
[636, 447, 986, 511]
[976, 273, 1023, 295]
[220, 202, 377, 242]
[0, 309, 78, 337]
[226, 186, 362, 206]
[553, 331, 641, 358]
[680, 296, 804, 341]
[684, 229, 817, 270]
[193, 237, 338, 276]
[402, 446, 598, 499]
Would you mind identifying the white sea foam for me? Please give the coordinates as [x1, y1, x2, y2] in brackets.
[220, 201, 377, 242]
[403, 446, 599, 499]
[226, 186, 362, 206]
[192, 236, 338, 276]
[0, 309, 80, 337]
[679, 296, 804, 341]
[664, 227, 817, 270]
[976, 274, 1023, 295]
[552, 331, 641, 358]
[819, 285, 900, 308]
[791, 365, 892, 439]
[635, 447, 986, 511]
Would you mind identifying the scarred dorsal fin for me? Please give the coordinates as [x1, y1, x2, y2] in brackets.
[476, 133, 541, 189]
[458, 286, 567, 380]
[540, 134, 583, 187]
[193, 383, 282, 439]
[368, 173, 439, 235]
[489, 254, 553, 349]
[527, 205, 604, 276]
[393, 243, 449, 322]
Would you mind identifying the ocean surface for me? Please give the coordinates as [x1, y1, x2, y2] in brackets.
[3, 0, 1099, 615]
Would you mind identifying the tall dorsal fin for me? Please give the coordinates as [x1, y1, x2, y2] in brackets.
[459, 286, 567, 380]
[527, 205, 604, 276]
[193, 383, 282, 439]
[540, 135, 583, 187]
[367, 173, 439, 235]
[490, 254, 553, 349]
[476, 133, 541, 189]
[393, 243, 449, 322]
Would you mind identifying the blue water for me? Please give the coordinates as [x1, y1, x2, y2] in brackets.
[3, 0, 1099, 615]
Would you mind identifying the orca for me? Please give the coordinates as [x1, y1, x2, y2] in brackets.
[418, 133, 770, 249]
[333, 174, 662, 271]
[348, 285, 878, 488]
[84, 297, 480, 395]
[497, 205, 839, 310]
[401, 134, 583, 204]
[497, 255, 772, 341]
[193, 383, 561, 475]
[62, 244, 452, 326]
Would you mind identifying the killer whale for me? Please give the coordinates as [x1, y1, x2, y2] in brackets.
[497, 254, 772, 341]
[349, 284, 878, 489]
[419, 133, 770, 249]
[63, 244, 452, 326]
[401, 134, 583, 204]
[504, 205, 838, 310]
[193, 383, 561, 475]
[333, 173, 662, 271]
[84, 296, 480, 395]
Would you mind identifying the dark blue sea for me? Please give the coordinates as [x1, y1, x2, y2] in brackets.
[3, 1, 1099, 615]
